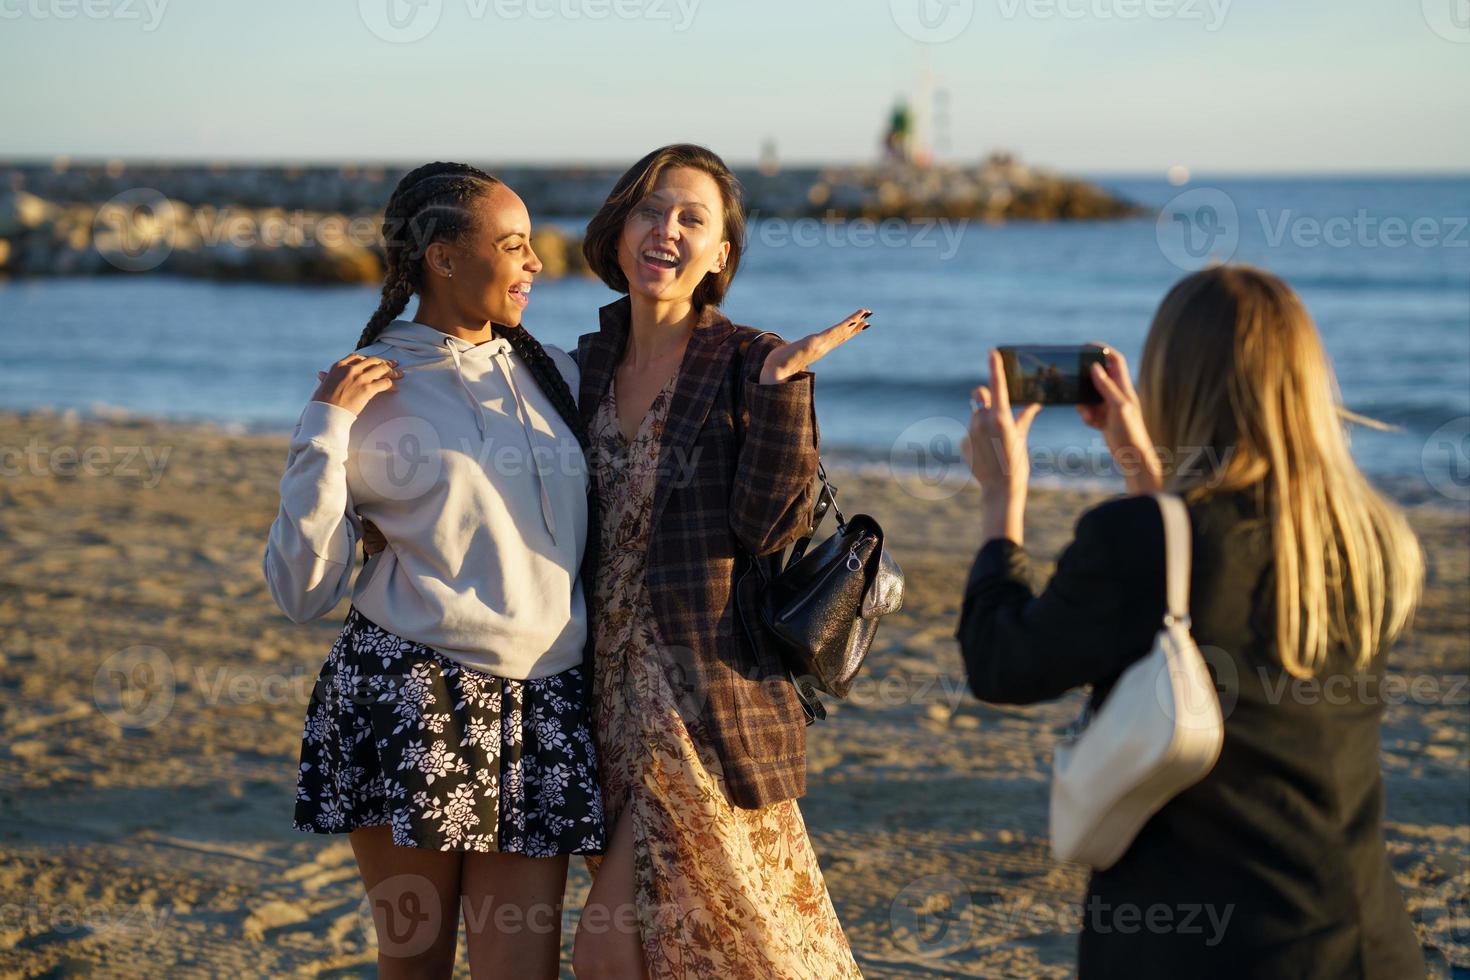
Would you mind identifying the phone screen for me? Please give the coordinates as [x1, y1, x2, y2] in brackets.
[997, 345, 1109, 405]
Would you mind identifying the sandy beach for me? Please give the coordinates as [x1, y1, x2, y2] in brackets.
[0, 408, 1465, 978]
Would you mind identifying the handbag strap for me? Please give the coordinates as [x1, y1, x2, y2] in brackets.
[1066, 493, 1193, 740]
[1154, 493, 1192, 628]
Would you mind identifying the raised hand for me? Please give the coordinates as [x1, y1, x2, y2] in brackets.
[758, 309, 872, 384]
[962, 349, 1043, 545]
[964, 349, 1043, 493]
[1076, 346, 1163, 495]
[311, 354, 403, 417]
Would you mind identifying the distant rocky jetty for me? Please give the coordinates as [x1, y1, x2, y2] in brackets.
[780, 155, 1144, 221]
[0, 156, 1141, 283]
[0, 187, 588, 284]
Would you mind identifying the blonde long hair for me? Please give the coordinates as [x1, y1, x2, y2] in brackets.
[1138, 265, 1422, 677]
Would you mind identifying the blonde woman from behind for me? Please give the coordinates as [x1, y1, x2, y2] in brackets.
[957, 264, 1424, 979]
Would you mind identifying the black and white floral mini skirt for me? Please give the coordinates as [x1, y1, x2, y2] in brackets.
[293, 607, 606, 856]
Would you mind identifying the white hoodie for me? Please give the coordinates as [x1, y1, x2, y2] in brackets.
[263, 319, 589, 680]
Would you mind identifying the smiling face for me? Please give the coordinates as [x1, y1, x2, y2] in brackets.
[425, 183, 543, 328]
[615, 166, 731, 310]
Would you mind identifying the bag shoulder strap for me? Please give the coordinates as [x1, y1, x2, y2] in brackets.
[1153, 493, 1192, 627]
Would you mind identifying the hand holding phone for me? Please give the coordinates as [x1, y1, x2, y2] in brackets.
[1072, 345, 1165, 495]
[996, 345, 1110, 405]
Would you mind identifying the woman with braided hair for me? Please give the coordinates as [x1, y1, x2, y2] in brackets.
[264, 162, 602, 978]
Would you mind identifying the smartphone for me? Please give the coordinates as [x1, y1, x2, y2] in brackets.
[997, 345, 1110, 406]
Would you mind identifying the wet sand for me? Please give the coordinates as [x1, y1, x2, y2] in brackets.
[1, 409, 1465, 977]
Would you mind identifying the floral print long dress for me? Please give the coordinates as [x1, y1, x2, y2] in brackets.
[584, 370, 861, 979]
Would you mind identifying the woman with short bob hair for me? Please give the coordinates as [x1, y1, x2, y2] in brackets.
[569, 144, 867, 979]
[581, 143, 747, 311]
[957, 264, 1425, 979]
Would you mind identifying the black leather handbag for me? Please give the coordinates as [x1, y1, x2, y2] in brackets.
[730, 332, 905, 722]
[736, 462, 904, 722]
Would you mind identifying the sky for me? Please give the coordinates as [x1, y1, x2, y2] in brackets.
[0, 0, 1467, 173]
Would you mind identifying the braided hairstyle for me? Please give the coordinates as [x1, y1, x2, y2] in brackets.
[357, 163, 600, 637]
[356, 161, 590, 449]
[357, 161, 497, 350]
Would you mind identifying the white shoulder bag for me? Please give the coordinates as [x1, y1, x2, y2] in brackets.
[1049, 493, 1224, 870]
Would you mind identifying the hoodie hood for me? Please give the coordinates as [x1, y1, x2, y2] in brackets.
[372, 319, 510, 360]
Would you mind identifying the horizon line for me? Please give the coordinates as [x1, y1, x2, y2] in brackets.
[4, 155, 1469, 180]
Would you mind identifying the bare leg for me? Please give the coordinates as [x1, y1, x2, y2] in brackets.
[460, 850, 569, 979]
[571, 809, 646, 979]
[350, 825, 463, 979]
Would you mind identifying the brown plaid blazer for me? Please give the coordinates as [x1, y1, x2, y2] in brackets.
[575, 297, 820, 809]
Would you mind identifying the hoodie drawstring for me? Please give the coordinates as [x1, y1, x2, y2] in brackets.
[443, 336, 558, 544]
[446, 341, 490, 439]
[492, 347, 558, 544]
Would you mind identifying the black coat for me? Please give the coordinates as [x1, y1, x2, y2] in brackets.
[957, 489, 1425, 979]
